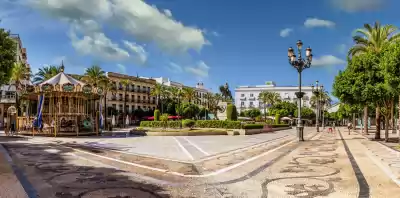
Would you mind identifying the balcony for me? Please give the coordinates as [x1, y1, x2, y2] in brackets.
[119, 98, 123, 101]
[111, 97, 117, 101]
[131, 99, 136, 103]
[240, 97, 246, 101]
[248, 97, 256, 101]
[118, 86, 123, 90]
[131, 88, 136, 92]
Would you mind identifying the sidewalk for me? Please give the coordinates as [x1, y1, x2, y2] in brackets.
[0, 144, 30, 198]
[250, 128, 400, 198]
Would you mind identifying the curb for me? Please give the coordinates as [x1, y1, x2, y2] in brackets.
[0, 144, 37, 198]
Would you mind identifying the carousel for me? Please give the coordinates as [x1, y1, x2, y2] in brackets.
[17, 66, 104, 137]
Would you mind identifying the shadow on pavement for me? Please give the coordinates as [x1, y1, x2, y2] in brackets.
[1, 138, 171, 198]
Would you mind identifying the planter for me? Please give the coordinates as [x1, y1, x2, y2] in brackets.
[227, 130, 240, 136]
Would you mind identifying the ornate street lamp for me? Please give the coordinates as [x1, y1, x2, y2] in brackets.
[288, 40, 313, 141]
[311, 81, 323, 132]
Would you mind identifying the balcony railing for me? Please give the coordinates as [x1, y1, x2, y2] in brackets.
[119, 98, 123, 101]
[0, 95, 16, 103]
[111, 97, 117, 101]
[248, 97, 256, 101]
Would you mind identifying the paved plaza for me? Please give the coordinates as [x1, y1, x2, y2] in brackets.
[0, 128, 399, 197]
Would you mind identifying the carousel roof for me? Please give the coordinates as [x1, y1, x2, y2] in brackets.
[39, 72, 85, 86]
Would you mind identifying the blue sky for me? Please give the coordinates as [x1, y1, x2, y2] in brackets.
[0, 0, 397, 100]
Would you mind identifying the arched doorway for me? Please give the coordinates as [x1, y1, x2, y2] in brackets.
[6, 106, 17, 135]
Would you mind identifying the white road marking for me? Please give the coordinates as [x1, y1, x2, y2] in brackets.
[172, 137, 194, 161]
[58, 137, 297, 178]
[182, 137, 210, 156]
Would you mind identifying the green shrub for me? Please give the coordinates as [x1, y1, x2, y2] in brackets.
[226, 104, 233, 121]
[140, 121, 181, 128]
[154, 109, 160, 121]
[195, 120, 241, 129]
[160, 113, 169, 122]
[182, 119, 195, 129]
[242, 124, 264, 129]
[275, 114, 280, 124]
[232, 105, 238, 121]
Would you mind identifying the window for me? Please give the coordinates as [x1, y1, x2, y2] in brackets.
[250, 102, 254, 106]
[250, 93, 254, 97]
[241, 94, 244, 97]
[241, 102, 244, 106]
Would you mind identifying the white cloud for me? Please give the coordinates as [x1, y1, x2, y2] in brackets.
[166, 62, 183, 73]
[116, 64, 127, 74]
[185, 61, 210, 78]
[28, 0, 208, 53]
[211, 31, 220, 37]
[312, 55, 346, 66]
[68, 20, 130, 61]
[123, 40, 147, 64]
[304, 18, 335, 28]
[331, 0, 385, 12]
[164, 9, 172, 17]
[280, 28, 293, 37]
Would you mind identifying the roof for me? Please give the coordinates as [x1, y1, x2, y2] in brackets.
[39, 72, 85, 86]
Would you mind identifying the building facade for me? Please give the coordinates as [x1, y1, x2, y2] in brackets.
[0, 34, 30, 127]
[106, 72, 157, 116]
[153, 77, 211, 106]
[235, 81, 313, 113]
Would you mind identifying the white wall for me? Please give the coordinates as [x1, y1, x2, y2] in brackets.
[235, 86, 313, 113]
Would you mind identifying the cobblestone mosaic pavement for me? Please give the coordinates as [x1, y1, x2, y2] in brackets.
[2, 128, 400, 197]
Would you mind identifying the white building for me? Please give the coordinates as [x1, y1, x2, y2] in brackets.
[235, 81, 313, 113]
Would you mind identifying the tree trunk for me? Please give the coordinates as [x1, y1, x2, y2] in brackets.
[124, 90, 127, 128]
[104, 92, 107, 130]
[375, 105, 381, 140]
[352, 113, 356, 132]
[264, 106, 266, 121]
[385, 115, 389, 142]
[364, 105, 368, 135]
[392, 98, 396, 134]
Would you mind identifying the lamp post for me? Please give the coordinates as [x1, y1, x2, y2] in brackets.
[311, 81, 323, 132]
[288, 40, 313, 141]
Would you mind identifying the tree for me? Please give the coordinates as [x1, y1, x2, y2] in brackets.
[10, 62, 30, 115]
[294, 107, 315, 119]
[150, 84, 167, 113]
[81, 65, 106, 86]
[207, 93, 223, 119]
[258, 91, 281, 121]
[0, 28, 16, 86]
[120, 79, 130, 127]
[243, 108, 261, 119]
[333, 50, 382, 137]
[33, 65, 62, 83]
[381, 41, 400, 142]
[182, 87, 197, 104]
[99, 78, 113, 129]
[347, 22, 400, 136]
[154, 109, 160, 121]
[268, 101, 297, 117]
[348, 22, 400, 58]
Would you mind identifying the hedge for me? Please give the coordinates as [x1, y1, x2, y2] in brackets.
[140, 121, 181, 128]
[195, 120, 241, 129]
[242, 124, 264, 129]
[154, 110, 160, 121]
[182, 119, 195, 129]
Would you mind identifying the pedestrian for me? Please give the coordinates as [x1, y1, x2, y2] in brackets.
[333, 122, 336, 131]
[347, 122, 352, 135]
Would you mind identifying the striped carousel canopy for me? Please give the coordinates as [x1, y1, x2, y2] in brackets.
[39, 72, 85, 86]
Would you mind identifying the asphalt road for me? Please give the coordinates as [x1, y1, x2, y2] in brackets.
[12, 128, 305, 161]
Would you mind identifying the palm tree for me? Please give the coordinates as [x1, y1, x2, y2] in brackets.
[120, 79, 130, 127]
[33, 65, 62, 83]
[258, 91, 281, 120]
[182, 87, 197, 103]
[81, 65, 106, 86]
[99, 77, 113, 129]
[348, 21, 400, 137]
[10, 62, 30, 115]
[150, 84, 167, 113]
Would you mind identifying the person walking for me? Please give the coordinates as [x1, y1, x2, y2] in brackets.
[347, 122, 352, 135]
[333, 122, 336, 132]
